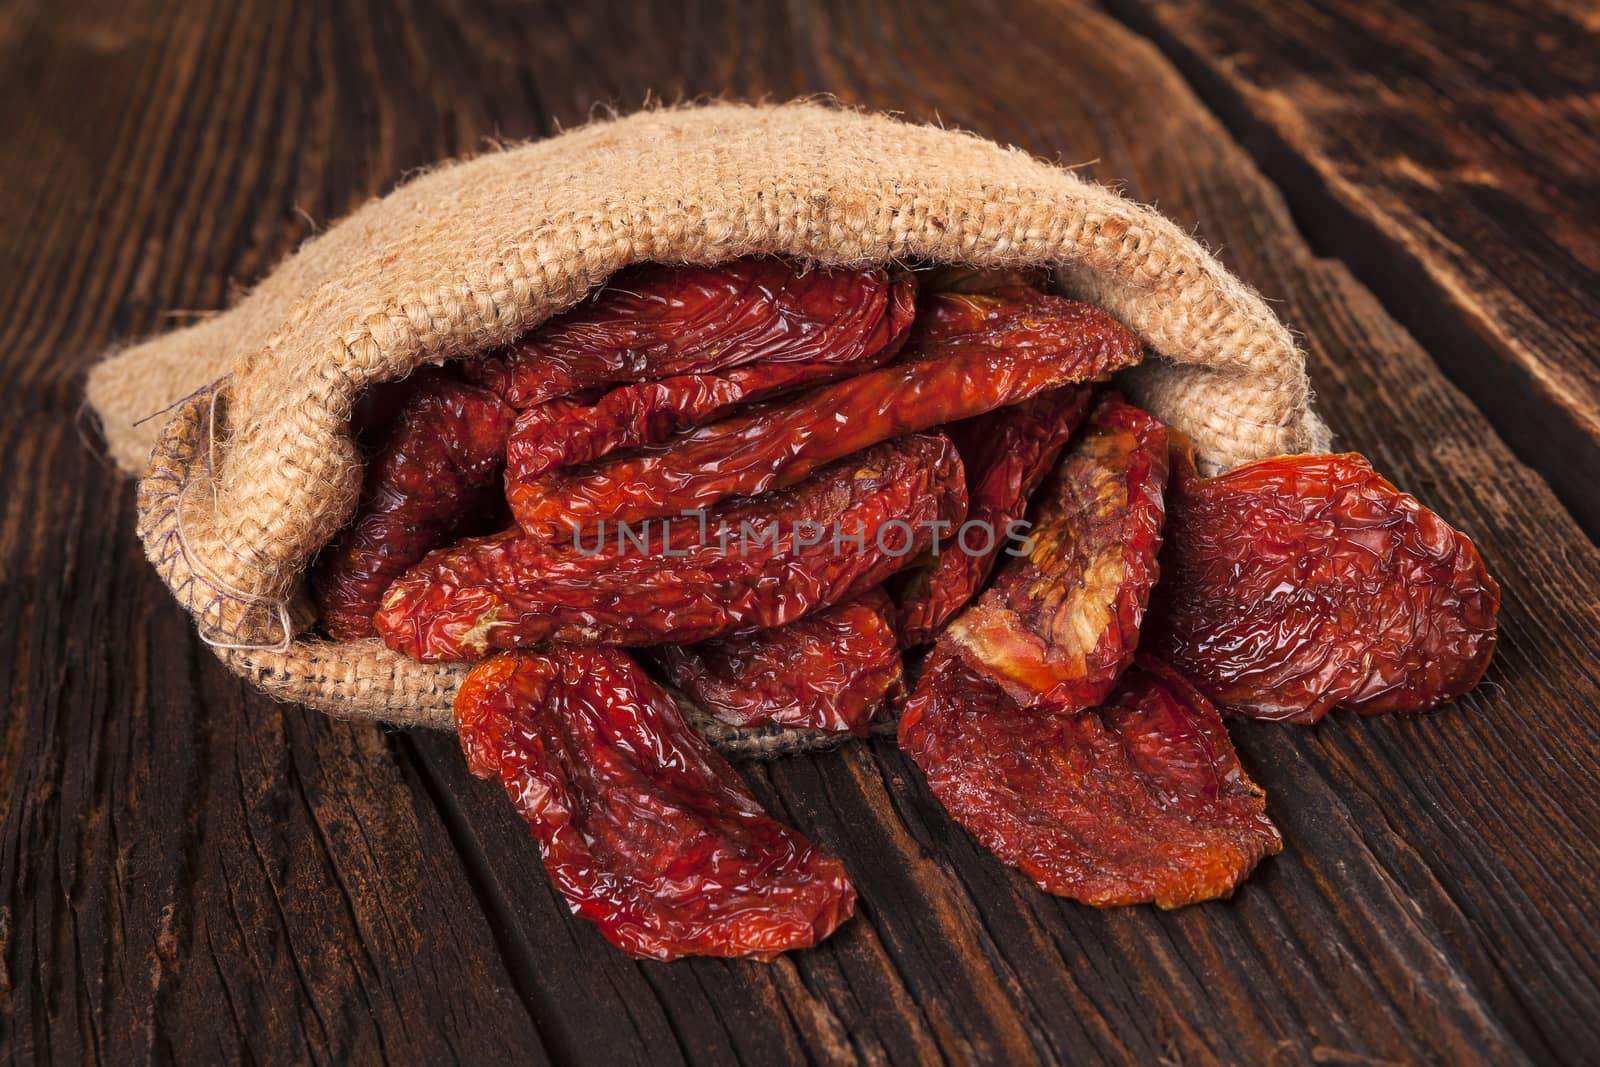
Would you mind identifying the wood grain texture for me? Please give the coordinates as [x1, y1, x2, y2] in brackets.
[2, 0, 1598, 1064]
[1109, 0, 1600, 536]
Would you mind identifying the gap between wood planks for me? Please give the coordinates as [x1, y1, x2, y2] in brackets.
[1099, 0, 1600, 544]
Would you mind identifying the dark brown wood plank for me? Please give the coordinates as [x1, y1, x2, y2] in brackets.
[0, 446, 557, 1063]
[0, 1, 552, 1063]
[1106, 0, 1600, 537]
[3, 0, 1599, 1064]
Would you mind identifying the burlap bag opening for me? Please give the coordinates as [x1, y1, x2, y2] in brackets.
[85, 102, 1329, 759]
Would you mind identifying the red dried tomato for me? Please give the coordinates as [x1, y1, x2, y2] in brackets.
[895, 386, 1093, 646]
[374, 435, 967, 661]
[468, 259, 915, 408]
[898, 651, 1281, 907]
[311, 372, 515, 641]
[456, 648, 856, 959]
[904, 285, 1136, 360]
[1147, 441, 1501, 722]
[508, 296, 1141, 539]
[652, 587, 905, 735]
[504, 356, 897, 485]
[941, 393, 1168, 712]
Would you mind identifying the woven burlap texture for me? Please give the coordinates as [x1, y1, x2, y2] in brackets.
[86, 102, 1329, 759]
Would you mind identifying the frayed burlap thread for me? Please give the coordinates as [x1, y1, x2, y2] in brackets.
[87, 102, 1328, 758]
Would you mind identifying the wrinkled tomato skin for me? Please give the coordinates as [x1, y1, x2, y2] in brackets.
[456, 648, 856, 960]
[504, 355, 902, 485]
[375, 435, 968, 661]
[469, 259, 915, 408]
[898, 652, 1281, 908]
[905, 287, 1123, 358]
[312, 372, 515, 641]
[507, 293, 1141, 539]
[653, 587, 905, 734]
[1147, 444, 1501, 722]
[896, 386, 1093, 646]
[942, 393, 1169, 712]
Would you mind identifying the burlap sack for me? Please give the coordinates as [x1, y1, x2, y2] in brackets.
[86, 102, 1329, 758]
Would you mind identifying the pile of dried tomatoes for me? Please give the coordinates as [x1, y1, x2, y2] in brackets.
[312, 259, 1500, 960]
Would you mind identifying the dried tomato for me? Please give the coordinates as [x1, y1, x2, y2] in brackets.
[942, 394, 1168, 712]
[508, 295, 1141, 539]
[375, 435, 968, 661]
[895, 386, 1093, 646]
[312, 372, 515, 641]
[1147, 442, 1501, 722]
[898, 651, 1281, 907]
[904, 285, 1120, 359]
[504, 356, 897, 485]
[652, 587, 904, 735]
[456, 648, 856, 959]
[468, 259, 915, 408]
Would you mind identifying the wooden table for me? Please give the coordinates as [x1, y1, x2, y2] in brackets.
[4, 2, 1597, 1063]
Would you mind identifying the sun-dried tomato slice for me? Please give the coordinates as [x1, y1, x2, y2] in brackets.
[468, 259, 915, 408]
[508, 294, 1141, 538]
[456, 648, 856, 960]
[1147, 441, 1501, 722]
[375, 435, 967, 661]
[895, 386, 1094, 646]
[941, 393, 1168, 712]
[311, 372, 515, 641]
[898, 651, 1281, 907]
[652, 587, 905, 735]
[504, 355, 899, 485]
[906, 286, 1120, 356]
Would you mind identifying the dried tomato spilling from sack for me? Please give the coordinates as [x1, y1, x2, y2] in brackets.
[312, 255, 1503, 959]
[652, 587, 905, 734]
[468, 258, 915, 408]
[942, 393, 1169, 712]
[1147, 441, 1501, 722]
[311, 372, 515, 641]
[895, 386, 1094, 646]
[374, 434, 967, 660]
[456, 648, 856, 960]
[506, 292, 1141, 539]
[898, 651, 1281, 907]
